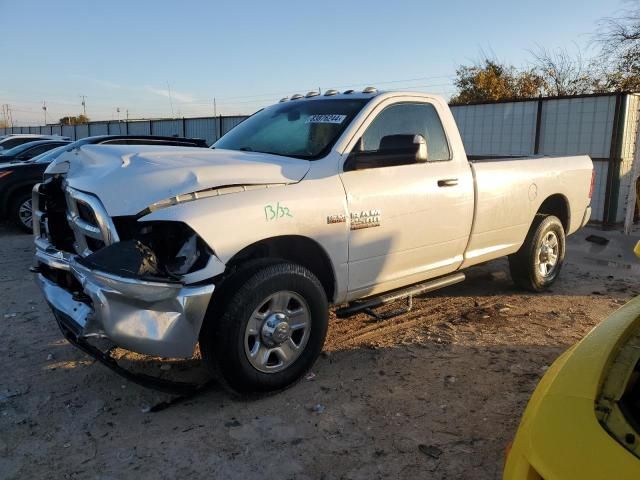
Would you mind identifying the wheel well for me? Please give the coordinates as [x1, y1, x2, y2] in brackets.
[227, 235, 336, 302]
[537, 194, 570, 232]
[9, 184, 34, 201]
[5, 184, 34, 215]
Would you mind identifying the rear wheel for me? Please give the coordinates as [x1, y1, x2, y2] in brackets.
[508, 214, 565, 292]
[10, 191, 34, 233]
[200, 261, 328, 393]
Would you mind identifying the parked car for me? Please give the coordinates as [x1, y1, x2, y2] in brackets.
[503, 242, 640, 480]
[0, 139, 71, 164]
[0, 134, 70, 151]
[0, 135, 209, 232]
[33, 89, 594, 393]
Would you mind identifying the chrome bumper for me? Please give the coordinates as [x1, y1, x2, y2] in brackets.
[34, 237, 214, 358]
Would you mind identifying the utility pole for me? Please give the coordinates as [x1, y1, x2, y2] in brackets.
[80, 95, 87, 116]
[2, 105, 13, 128]
[166, 81, 174, 117]
[42, 101, 47, 125]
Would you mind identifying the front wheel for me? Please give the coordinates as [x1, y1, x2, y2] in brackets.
[508, 214, 565, 292]
[200, 262, 328, 393]
[10, 191, 34, 233]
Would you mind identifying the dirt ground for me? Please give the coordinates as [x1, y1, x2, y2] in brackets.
[1, 223, 638, 480]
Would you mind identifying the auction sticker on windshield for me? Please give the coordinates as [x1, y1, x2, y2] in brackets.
[305, 114, 347, 124]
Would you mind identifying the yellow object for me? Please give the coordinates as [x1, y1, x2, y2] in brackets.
[634, 240, 640, 258]
[504, 296, 640, 479]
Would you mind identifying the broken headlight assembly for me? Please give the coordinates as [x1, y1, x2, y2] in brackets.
[78, 220, 212, 280]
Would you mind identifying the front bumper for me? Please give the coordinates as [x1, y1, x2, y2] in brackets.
[34, 237, 214, 358]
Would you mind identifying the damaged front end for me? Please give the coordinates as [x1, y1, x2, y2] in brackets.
[32, 178, 220, 359]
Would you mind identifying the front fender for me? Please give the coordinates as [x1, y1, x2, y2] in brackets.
[139, 176, 349, 300]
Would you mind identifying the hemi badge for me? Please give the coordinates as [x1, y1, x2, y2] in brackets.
[327, 214, 346, 224]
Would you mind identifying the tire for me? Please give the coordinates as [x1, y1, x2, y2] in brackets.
[508, 214, 565, 292]
[10, 191, 34, 233]
[200, 261, 328, 394]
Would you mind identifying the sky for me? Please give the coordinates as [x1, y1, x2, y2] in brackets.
[0, 0, 625, 126]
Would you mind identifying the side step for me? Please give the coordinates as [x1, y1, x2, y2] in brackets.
[335, 272, 466, 320]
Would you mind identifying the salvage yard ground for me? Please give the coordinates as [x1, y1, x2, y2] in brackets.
[1, 223, 639, 480]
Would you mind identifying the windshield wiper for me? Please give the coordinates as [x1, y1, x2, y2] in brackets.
[236, 146, 312, 160]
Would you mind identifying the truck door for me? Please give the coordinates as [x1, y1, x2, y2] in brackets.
[339, 101, 474, 299]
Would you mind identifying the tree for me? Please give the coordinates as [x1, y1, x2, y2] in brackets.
[596, 1, 640, 91]
[59, 114, 90, 125]
[530, 47, 597, 96]
[450, 59, 544, 104]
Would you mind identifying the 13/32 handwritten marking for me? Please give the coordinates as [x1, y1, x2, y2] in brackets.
[264, 202, 293, 221]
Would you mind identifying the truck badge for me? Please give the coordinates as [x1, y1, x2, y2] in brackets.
[350, 209, 381, 230]
[326, 214, 346, 224]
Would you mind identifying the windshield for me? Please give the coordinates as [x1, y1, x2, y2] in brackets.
[214, 98, 370, 159]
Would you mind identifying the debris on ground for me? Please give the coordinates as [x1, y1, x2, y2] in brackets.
[585, 235, 609, 246]
[310, 404, 325, 414]
[419, 444, 443, 459]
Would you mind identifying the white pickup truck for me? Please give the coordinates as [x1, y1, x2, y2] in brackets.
[33, 89, 593, 393]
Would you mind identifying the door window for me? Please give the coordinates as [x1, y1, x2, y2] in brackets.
[360, 103, 450, 161]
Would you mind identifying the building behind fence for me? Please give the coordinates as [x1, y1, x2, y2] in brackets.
[2, 92, 638, 228]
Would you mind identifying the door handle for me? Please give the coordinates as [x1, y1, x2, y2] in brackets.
[437, 178, 458, 187]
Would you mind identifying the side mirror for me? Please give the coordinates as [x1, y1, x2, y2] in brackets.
[344, 133, 428, 171]
[413, 134, 428, 162]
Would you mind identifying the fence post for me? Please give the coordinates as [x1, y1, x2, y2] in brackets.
[603, 93, 625, 229]
[533, 98, 543, 155]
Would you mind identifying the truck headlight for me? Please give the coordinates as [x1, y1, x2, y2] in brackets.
[78, 221, 211, 280]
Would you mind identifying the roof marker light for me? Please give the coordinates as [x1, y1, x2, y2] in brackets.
[362, 86, 378, 94]
[290, 94, 303, 100]
[343, 89, 355, 94]
[324, 89, 339, 96]
[279, 97, 289, 102]
[305, 91, 320, 98]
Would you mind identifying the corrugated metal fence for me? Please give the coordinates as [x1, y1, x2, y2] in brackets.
[3, 92, 638, 226]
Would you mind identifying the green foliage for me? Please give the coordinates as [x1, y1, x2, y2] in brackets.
[59, 114, 90, 125]
[450, 59, 544, 104]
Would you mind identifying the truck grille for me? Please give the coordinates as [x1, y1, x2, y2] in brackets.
[64, 187, 119, 256]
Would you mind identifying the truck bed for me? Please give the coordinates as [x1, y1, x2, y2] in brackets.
[461, 154, 593, 268]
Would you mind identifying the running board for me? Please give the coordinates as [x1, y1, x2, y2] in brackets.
[335, 272, 466, 319]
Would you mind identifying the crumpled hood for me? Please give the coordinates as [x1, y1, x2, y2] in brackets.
[59, 145, 310, 216]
